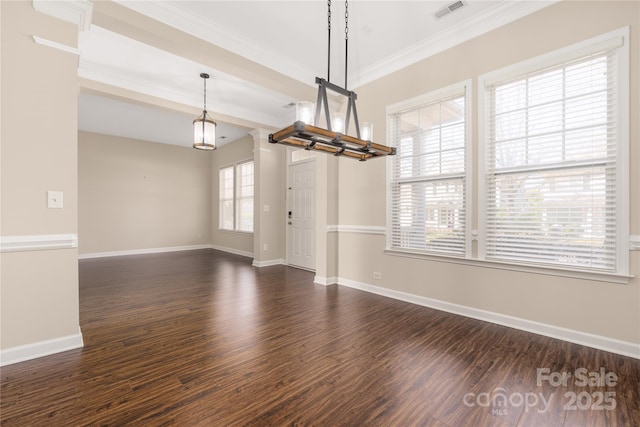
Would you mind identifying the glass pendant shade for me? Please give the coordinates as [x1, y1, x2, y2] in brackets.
[360, 122, 373, 141]
[331, 112, 344, 133]
[296, 101, 315, 125]
[193, 110, 217, 150]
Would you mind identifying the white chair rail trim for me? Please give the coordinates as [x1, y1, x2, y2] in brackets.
[327, 225, 386, 235]
[0, 234, 78, 253]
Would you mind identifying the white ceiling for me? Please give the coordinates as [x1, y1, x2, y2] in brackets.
[77, 0, 556, 147]
[78, 93, 251, 148]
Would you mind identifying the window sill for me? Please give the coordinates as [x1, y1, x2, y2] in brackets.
[384, 248, 633, 284]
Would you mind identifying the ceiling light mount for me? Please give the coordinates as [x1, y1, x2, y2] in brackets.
[193, 72, 217, 151]
[269, 0, 395, 161]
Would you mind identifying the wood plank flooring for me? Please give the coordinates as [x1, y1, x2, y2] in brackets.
[1, 249, 639, 426]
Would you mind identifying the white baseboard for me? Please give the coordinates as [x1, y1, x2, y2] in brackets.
[210, 245, 253, 259]
[0, 330, 84, 366]
[337, 278, 640, 360]
[314, 275, 338, 286]
[252, 259, 286, 268]
[78, 244, 212, 259]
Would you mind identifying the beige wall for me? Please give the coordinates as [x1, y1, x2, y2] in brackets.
[336, 1, 640, 345]
[315, 153, 339, 281]
[2, 0, 636, 361]
[78, 131, 212, 254]
[210, 135, 255, 255]
[1, 1, 80, 349]
[251, 130, 287, 264]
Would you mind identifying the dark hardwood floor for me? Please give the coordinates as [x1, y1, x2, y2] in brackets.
[1, 249, 639, 426]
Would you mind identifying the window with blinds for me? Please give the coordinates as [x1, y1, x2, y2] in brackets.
[236, 161, 254, 232]
[219, 166, 235, 230]
[480, 31, 628, 273]
[219, 160, 254, 232]
[388, 82, 470, 256]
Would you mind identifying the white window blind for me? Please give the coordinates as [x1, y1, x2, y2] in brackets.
[483, 44, 622, 272]
[219, 166, 234, 230]
[389, 88, 468, 256]
[236, 161, 254, 232]
[219, 161, 254, 232]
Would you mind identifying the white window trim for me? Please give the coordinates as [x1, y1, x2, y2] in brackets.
[477, 27, 630, 277]
[235, 159, 254, 233]
[386, 79, 473, 258]
[219, 164, 235, 232]
[384, 28, 632, 284]
[218, 158, 254, 234]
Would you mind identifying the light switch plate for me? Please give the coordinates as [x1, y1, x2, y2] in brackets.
[47, 191, 63, 209]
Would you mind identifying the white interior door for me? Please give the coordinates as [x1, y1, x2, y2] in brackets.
[288, 160, 315, 270]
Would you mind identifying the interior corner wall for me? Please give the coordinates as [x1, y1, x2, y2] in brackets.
[251, 130, 286, 264]
[1, 1, 81, 352]
[210, 135, 255, 256]
[78, 131, 212, 255]
[335, 1, 640, 347]
[315, 153, 339, 282]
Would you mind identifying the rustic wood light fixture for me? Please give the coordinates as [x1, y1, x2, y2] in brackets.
[269, 1, 396, 161]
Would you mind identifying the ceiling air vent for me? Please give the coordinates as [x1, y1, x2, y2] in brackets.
[434, 0, 466, 20]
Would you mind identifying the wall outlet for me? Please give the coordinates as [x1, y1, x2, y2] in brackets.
[263, 243, 268, 251]
[373, 272, 382, 279]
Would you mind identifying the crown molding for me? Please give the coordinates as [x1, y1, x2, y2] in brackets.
[32, 36, 80, 55]
[33, 0, 93, 31]
[113, 0, 316, 87]
[351, 0, 558, 89]
[114, 0, 556, 90]
[78, 25, 294, 128]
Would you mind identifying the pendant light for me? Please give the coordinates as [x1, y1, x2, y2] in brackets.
[193, 73, 217, 151]
[269, 1, 395, 161]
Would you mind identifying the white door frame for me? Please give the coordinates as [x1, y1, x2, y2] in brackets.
[286, 149, 316, 271]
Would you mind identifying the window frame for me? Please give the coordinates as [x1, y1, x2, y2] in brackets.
[219, 165, 235, 231]
[477, 27, 630, 277]
[386, 80, 473, 258]
[235, 160, 254, 233]
[384, 28, 631, 284]
[218, 159, 254, 233]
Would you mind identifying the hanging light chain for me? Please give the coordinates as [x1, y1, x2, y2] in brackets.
[327, 0, 332, 82]
[345, 0, 349, 40]
[199, 72, 210, 112]
[344, 0, 349, 89]
[203, 76, 207, 111]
